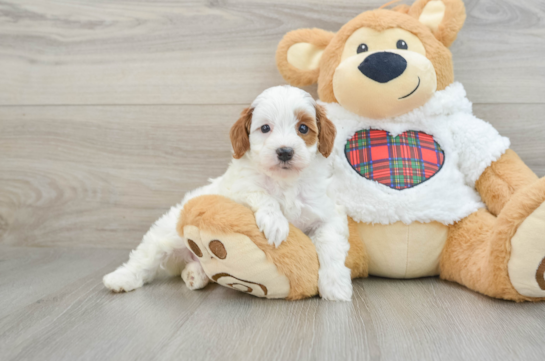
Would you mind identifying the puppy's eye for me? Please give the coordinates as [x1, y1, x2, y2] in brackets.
[298, 124, 309, 134]
[260, 124, 271, 133]
[396, 40, 408, 50]
[357, 43, 368, 54]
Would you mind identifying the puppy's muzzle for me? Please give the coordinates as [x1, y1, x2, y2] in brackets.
[358, 52, 407, 83]
[276, 147, 294, 162]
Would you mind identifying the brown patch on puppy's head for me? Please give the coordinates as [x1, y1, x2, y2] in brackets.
[316, 104, 336, 158]
[229, 107, 253, 159]
[295, 110, 318, 147]
[295, 104, 336, 158]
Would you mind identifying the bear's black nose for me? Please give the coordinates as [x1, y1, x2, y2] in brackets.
[276, 147, 294, 162]
[358, 52, 407, 83]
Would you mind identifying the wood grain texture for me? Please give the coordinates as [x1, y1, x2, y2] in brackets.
[0, 247, 128, 318]
[0, 247, 212, 361]
[1, 0, 545, 360]
[0, 105, 235, 248]
[1, 247, 544, 361]
[1, 103, 543, 249]
[0, 0, 545, 105]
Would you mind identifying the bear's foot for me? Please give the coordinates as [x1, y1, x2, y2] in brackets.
[182, 224, 291, 298]
[441, 178, 545, 302]
[498, 177, 545, 299]
[508, 201, 545, 298]
[177, 195, 320, 300]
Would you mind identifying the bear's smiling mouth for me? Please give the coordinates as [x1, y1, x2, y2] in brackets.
[398, 76, 420, 100]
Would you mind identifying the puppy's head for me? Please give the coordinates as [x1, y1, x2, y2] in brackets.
[230, 85, 335, 179]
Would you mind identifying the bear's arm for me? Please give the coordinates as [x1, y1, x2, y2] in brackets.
[475, 149, 538, 216]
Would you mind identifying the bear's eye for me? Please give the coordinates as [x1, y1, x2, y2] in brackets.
[298, 124, 309, 134]
[261, 124, 271, 133]
[396, 40, 408, 50]
[357, 43, 368, 54]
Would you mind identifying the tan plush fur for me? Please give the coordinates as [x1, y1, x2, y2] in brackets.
[179, 196, 370, 298]
[276, 4, 459, 103]
[193, 0, 544, 301]
[179, 195, 320, 300]
[269, 0, 545, 302]
[345, 217, 369, 279]
[317, 9, 454, 103]
[441, 177, 545, 302]
[276, 28, 335, 87]
[476, 149, 539, 216]
[408, 0, 466, 47]
[392, 4, 411, 14]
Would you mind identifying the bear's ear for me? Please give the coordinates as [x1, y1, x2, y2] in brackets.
[276, 28, 335, 87]
[408, 0, 466, 47]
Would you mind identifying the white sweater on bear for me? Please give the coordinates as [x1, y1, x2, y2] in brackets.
[323, 82, 510, 226]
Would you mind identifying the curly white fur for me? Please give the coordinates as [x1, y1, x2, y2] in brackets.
[325, 82, 510, 226]
[103, 86, 352, 301]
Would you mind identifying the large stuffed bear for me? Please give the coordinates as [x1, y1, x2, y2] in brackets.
[178, 0, 545, 301]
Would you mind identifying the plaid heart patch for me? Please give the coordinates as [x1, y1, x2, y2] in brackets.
[345, 129, 445, 190]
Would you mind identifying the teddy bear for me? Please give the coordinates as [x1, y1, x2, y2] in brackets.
[177, 0, 545, 301]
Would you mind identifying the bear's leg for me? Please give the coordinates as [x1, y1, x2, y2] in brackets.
[476, 149, 538, 216]
[441, 177, 545, 301]
[178, 195, 367, 300]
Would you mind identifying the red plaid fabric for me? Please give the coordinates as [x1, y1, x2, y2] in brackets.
[344, 129, 445, 190]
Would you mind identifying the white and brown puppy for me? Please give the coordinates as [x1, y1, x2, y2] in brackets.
[103, 86, 353, 301]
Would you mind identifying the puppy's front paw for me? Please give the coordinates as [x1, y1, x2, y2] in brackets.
[182, 262, 210, 290]
[103, 268, 143, 293]
[318, 268, 353, 301]
[255, 208, 290, 248]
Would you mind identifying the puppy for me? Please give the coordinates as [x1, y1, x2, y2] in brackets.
[103, 86, 353, 301]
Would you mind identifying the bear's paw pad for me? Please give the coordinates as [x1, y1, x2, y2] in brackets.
[508, 202, 545, 298]
[183, 225, 290, 299]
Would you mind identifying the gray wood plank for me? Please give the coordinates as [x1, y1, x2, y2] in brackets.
[0, 105, 236, 248]
[155, 281, 380, 361]
[0, 246, 213, 361]
[1, 103, 543, 249]
[160, 278, 545, 361]
[0, 247, 127, 318]
[361, 278, 545, 361]
[1, 246, 544, 361]
[0, 0, 544, 360]
[0, 0, 544, 105]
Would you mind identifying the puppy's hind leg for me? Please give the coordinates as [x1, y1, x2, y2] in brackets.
[181, 256, 210, 290]
[103, 203, 185, 292]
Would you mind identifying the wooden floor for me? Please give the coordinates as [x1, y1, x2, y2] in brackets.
[1, 0, 545, 360]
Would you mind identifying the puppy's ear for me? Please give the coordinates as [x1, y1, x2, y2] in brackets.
[316, 104, 336, 158]
[230, 107, 253, 159]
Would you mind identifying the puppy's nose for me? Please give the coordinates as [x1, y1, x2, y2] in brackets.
[276, 147, 294, 162]
[358, 52, 407, 83]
